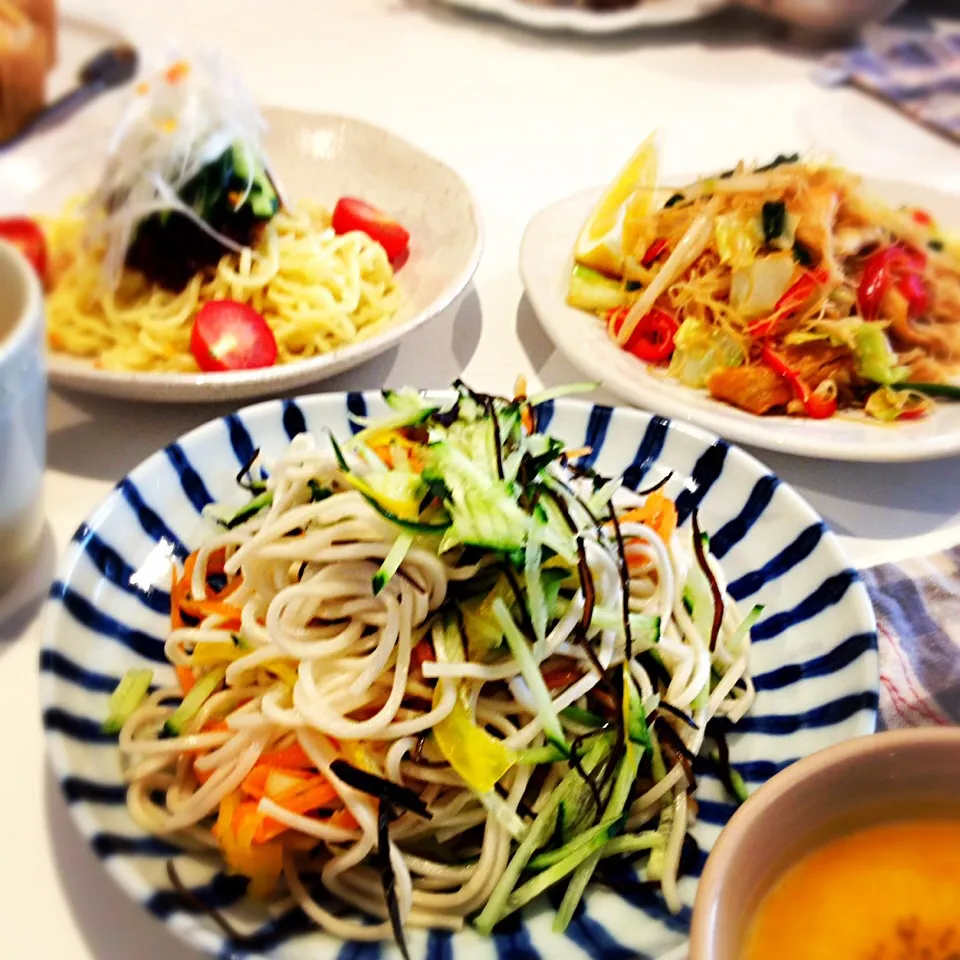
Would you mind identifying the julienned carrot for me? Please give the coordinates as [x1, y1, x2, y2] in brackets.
[171, 547, 243, 630]
[175, 665, 196, 694]
[615, 490, 678, 544]
[410, 638, 435, 672]
[258, 741, 314, 769]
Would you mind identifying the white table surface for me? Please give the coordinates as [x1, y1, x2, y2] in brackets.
[1, 1, 959, 957]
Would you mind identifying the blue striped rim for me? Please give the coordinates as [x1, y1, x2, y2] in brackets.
[336, 941, 382, 960]
[622, 416, 669, 490]
[709, 475, 779, 561]
[735, 690, 878, 736]
[43, 707, 115, 743]
[674, 441, 728, 526]
[92, 834, 182, 858]
[214, 901, 321, 958]
[62, 776, 127, 804]
[70, 525, 171, 615]
[580, 405, 613, 470]
[493, 914, 541, 960]
[594, 863, 691, 934]
[40, 648, 137, 694]
[752, 569, 859, 642]
[727, 522, 825, 602]
[753, 632, 876, 692]
[146, 871, 248, 920]
[346, 392, 368, 434]
[425, 930, 453, 960]
[283, 399, 308, 440]
[547, 888, 649, 960]
[533, 399, 555, 434]
[50, 582, 167, 662]
[694, 799, 735, 827]
[225, 413, 257, 471]
[165, 444, 214, 514]
[116, 478, 188, 561]
[734, 757, 799, 782]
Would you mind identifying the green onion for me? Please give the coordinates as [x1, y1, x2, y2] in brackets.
[163, 666, 226, 737]
[102, 668, 153, 734]
[528, 817, 623, 871]
[894, 381, 960, 400]
[554, 727, 643, 932]
[473, 736, 611, 935]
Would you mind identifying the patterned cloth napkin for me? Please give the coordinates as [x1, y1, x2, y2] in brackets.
[862, 549, 960, 730]
[815, 26, 960, 143]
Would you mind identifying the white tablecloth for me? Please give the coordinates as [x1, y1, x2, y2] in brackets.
[2, 1, 959, 957]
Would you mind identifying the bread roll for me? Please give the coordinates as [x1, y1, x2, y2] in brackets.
[0, 1, 47, 142]
[12, 0, 54, 66]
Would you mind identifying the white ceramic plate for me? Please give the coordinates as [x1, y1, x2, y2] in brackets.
[1, 110, 482, 402]
[434, 0, 727, 32]
[521, 179, 960, 462]
[40, 390, 878, 960]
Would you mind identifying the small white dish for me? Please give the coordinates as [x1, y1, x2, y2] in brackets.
[434, 0, 728, 32]
[2, 109, 482, 403]
[520, 178, 960, 463]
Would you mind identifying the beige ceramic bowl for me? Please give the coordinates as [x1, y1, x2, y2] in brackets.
[689, 727, 960, 960]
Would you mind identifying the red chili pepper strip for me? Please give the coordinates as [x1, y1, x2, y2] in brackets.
[897, 271, 930, 320]
[911, 209, 933, 228]
[748, 267, 831, 339]
[761, 346, 837, 419]
[858, 246, 928, 322]
[610, 306, 679, 364]
[641, 238, 669, 268]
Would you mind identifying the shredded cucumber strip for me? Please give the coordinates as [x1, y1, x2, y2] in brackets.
[372, 531, 415, 595]
[473, 737, 610, 934]
[102, 668, 153, 734]
[524, 508, 548, 645]
[163, 665, 226, 736]
[493, 598, 568, 754]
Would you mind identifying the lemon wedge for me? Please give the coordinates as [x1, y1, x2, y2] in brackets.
[575, 133, 659, 277]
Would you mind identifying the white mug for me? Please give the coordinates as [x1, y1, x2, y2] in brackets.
[0, 240, 46, 593]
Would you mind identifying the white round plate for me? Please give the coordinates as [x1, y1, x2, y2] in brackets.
[0, 110, 482, 402]
[434, 0, 728, 32]
[521, 179, 960, 462]
[41, 390, 878, 960]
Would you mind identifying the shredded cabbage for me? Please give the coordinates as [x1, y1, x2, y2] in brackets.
[668, 317, 744, 388]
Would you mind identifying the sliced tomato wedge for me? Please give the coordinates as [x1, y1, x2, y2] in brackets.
[0, 217, 47, 285]
[331, 197, 410, 261]
[190, 300, 278, 373]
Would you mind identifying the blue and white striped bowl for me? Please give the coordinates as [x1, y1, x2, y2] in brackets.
[40, 392, 879, 960]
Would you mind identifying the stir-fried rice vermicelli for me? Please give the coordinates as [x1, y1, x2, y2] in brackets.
[104, 383, 760, 950]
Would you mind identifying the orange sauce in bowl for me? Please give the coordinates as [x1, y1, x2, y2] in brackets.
[743, 820, 960, 960]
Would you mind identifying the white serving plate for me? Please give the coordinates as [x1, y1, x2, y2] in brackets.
[0, 110, 482, 403]
[41, 390, 877, 959]
[434, 0, 728, 32]
[521, 178, 960, 462]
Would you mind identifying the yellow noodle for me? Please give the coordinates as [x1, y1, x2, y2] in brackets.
[44, 200, 402, 373]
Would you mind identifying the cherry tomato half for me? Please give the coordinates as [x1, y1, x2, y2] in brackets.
[0, 217, 47, 285]
[610, 306, 679, 364]
[332, 197, 410, 262]
[190, 300, 278, 373]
